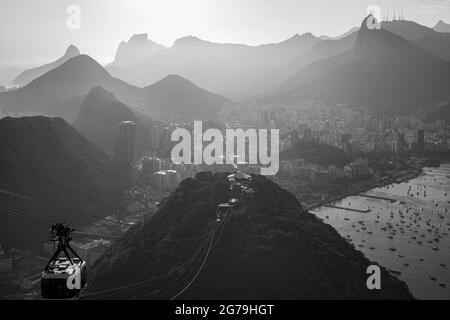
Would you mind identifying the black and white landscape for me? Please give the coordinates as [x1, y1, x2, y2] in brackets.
[0, 0, 449, 301]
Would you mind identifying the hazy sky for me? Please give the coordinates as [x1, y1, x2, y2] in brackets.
[0, 0, 449, 66]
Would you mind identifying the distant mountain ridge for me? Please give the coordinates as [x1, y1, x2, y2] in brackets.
[74, 87, 141, 154]
[319, 27, 359, 40]
[110, 33, 165, 67]
[271, 15, 450, 113]
[262, 19, 450, 90]
[73, 86, 162, 156]
[142, 74, 230, 120]
[107, 33, 321, 97]
[382, 20, 450, 41]
[14, 45, 80, 86]
[0, 55, 141, 115]
[0, 54, 229, 121]
[433, 20, 450, 33]
[260, 32, 358, 90]
[381, 20, 450, 60]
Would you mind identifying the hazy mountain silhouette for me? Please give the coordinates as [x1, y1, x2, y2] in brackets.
[74, 87, 140, 154]
[0, 54, 228, 121]
[319, 27, 359, 40]
[274, 20, 450, 88]
[47, 95, 85, 124]
[381, 20, 450, 41]
[142, 74, 230, 120]
[89, 172, 413, 299]
[381, 20, 450, 60]
[73, 86, 160, 155]
[107, 33, 321, 98]
[272, 15, 450, 113]
[13, 45, 80, 86]
[433, 20, 450, 33]
[0, 116, 123, 249]
[109, 33, 165, 68]
[0, 54, 141, 115]
[261, 33, 357, 90]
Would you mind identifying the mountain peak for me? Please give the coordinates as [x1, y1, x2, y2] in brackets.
[173, 36, 209, 47]
[65, 44, 80, 57]
[148, 74, 197, 91]
[159, 74, 189, 83]
[433, 19, 450, 33]
[13, 45, 81, 86]
[301, 32, 315, 38]
[128, 33, 149, 42]
[111, 34, 165, 67]
[143, 74, 229, 120]
[85, 86, 116, 102]
[74, 87, 138, 154]
[62, 54, 106, 72]
[287, 32, 315, 41]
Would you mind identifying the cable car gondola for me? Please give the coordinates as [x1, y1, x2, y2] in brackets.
[41, 223, 87, 299]
[216, 203, 231, 222]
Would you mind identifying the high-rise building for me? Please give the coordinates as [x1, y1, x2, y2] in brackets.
[116, 121, 136, 165]
[160, 127, 172, 152]
[290, 129, 300, 147]
[418, 129, 425, 152]
[149, 125, 161, 150]
[303, 127, 312, 143]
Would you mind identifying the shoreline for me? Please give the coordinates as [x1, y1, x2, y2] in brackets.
[309, 160, 450, 300]
[304, 165, 428, 211]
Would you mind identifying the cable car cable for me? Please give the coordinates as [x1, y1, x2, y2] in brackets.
[0, 203, 51, 227]
[0, 188, 210, 242]
[0, 160, 122, 212]
[82, 227, 213, 298]
[0, 187, 130, 226]
[165, 216, 229, 299]
[143, 228, 215, 299]
[0, 193, 210, 245]
[101, 223, 218, 299]
[170, 227, 216, 300]
[96, 234, 210, 298]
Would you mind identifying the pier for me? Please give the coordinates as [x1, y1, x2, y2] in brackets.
[356, 193, 397, 203]
[322, 205, 371, 213]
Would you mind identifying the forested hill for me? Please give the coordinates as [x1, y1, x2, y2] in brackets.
[89, 172, 413, 299]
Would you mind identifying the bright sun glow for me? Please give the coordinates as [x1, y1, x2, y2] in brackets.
[108, 0, 211, 46]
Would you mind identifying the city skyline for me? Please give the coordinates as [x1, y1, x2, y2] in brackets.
[1, 0, 450, 302]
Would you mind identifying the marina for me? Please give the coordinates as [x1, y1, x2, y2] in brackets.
[312, 163, 450, 299]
